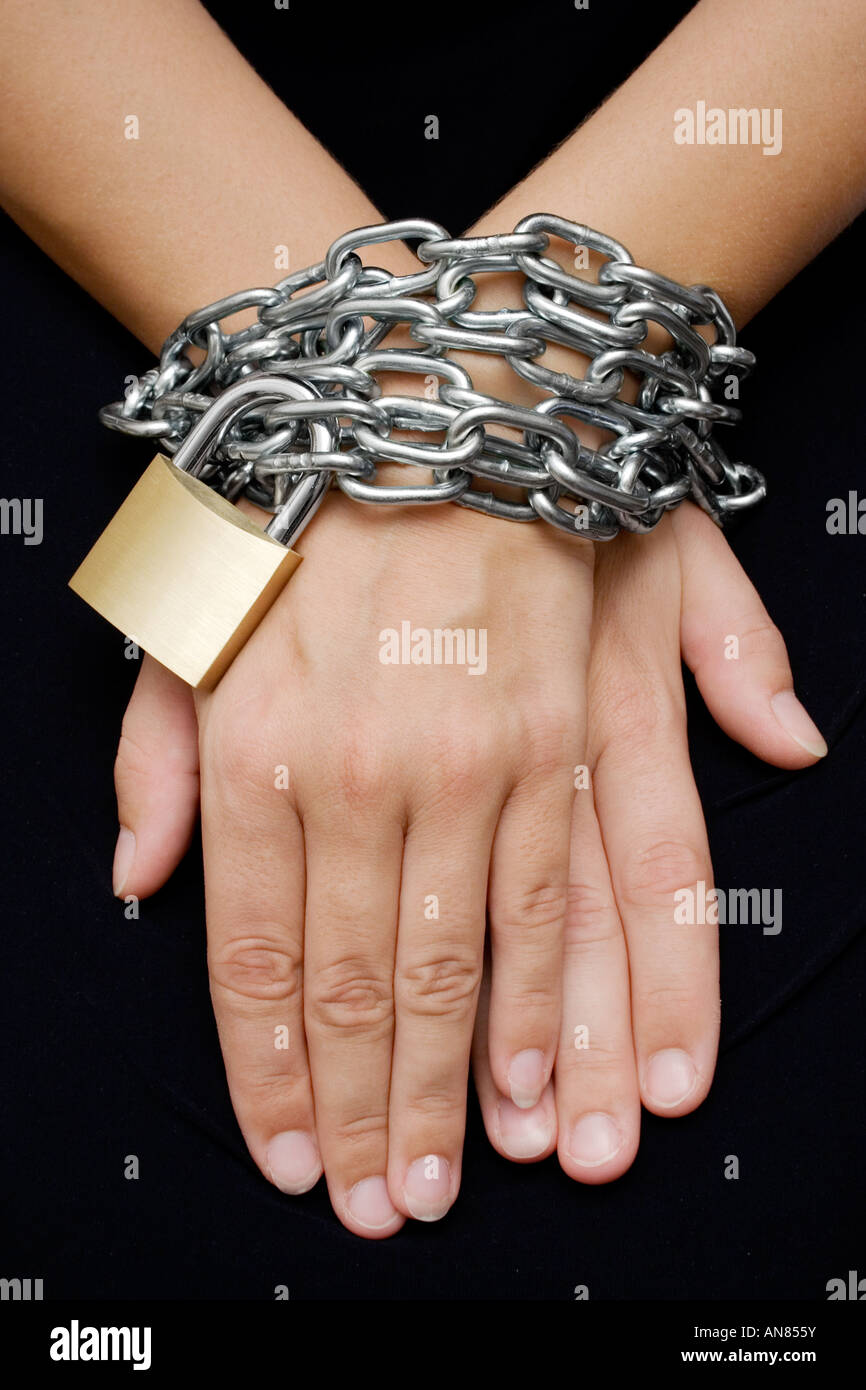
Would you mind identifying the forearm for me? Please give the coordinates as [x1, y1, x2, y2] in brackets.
[4, 0, 864, 497]
[467, 0, 866, 329]
[0, 0, 416, 353]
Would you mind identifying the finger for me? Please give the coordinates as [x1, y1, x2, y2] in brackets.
[485, 754, 575, 1110]
[387, 796, 495, 1222]
[302, 791, 405, 1239]
[591, 521, 719, 1118]
[673, 503, 827, 768]
[472, 955, 557, 1163]
[113, 654, 200, 898]
[555, 786, 640, 1183]
[594, 696, 720, 1118]
[200, 724, 321, 1198]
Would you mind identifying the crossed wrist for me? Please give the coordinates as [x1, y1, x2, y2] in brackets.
[71, 214, 761, 689]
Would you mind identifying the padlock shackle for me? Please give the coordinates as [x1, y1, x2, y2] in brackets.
[173, 374, 335, 549]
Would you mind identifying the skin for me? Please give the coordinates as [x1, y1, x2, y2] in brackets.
[193, 498, 593, 1231]
[473, 502, 823, 1175]
[2, 0, 863, 1236]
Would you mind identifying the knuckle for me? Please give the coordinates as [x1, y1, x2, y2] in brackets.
[327, 731, 393, 813]
[232, 1066, 305, 1109]
[569, 1039, 630, 1075]
[210, 932, 301, 1004]
[639, 978, 720, 1025]
[495, 880, 568, 937]
[619, 837, 709, 908]
[595, 682, 684, 760]
[306, 957, 393, 1034]
[419, 726, 502, 803]
[735, 617, 786, 663]
[326, 1106, 391, 1150]
[521, 706, 577, 773]
[202, 715, 272, 798]
[115, 726, 151, 784]
[564, 880, 620, 947]
[397, 951, 481, 1018]
[327, 1109, 389, 1149]
[116, 723, 198, 791]
[401, 1087, 464, 1124]
[497, 981, 560, 1015]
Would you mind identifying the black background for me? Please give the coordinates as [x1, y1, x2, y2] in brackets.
[0, 0, 863, 1301]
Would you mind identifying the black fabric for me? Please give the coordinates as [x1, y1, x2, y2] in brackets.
[0, 0, 862, 1300]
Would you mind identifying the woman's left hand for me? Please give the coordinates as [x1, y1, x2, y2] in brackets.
[472, 502, 827, 1175]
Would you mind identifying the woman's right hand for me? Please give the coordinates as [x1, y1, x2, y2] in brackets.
[112, 485, 595, 1236]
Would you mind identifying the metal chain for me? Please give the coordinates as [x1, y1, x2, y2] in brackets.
[100, 216, 765, 541]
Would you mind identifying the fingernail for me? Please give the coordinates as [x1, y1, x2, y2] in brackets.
[112, 826, 136, 896]
[645, 1048, 698, 1108]
[497, 1099, 555, 1159]
[265, 1131, 322, 1195]
[567, 1112, 623, 1167]
[508, 1049, 547, 1110]
[345, 1176, 400, 1232]
[770, 691, 828, 758]
[402, 1155, 452, 1222]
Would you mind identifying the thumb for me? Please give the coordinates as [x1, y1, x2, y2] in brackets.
[672, 503, 827, 770]
[113, 654, 200, 898]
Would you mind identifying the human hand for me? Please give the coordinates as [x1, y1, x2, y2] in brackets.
[472, 502, 826, 1174]
[112, 490, 594, 1235]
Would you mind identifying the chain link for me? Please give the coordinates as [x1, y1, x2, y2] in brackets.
[100, 216, 765, 541]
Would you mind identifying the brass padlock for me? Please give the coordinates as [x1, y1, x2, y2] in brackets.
[69, 377, 334, 690]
